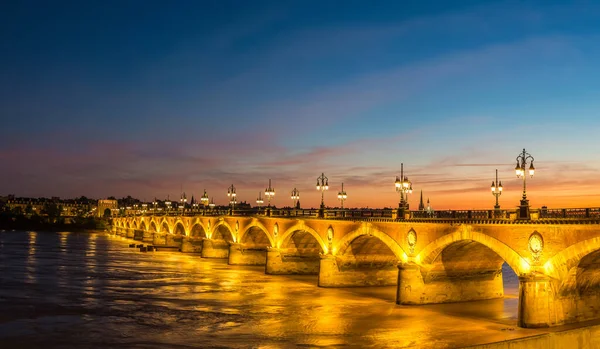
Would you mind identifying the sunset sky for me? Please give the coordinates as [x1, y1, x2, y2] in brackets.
[2, 1, 600, 209]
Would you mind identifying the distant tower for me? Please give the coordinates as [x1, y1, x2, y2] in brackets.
[426, 197, 433, 215]
[418, 190, 425, 211]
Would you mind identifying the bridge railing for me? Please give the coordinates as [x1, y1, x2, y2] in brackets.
[538, 207, 600, 219]
[119, 207, 600, 222]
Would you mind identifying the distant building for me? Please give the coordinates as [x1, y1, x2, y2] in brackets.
[97, 199, 118, 217]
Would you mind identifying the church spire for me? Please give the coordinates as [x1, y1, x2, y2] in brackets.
[418, 190, 425, 211]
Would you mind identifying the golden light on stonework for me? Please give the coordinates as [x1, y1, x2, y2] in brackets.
[528, 231, 544, 262]
[407, 228, 417, 255]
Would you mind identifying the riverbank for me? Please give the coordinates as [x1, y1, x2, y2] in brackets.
[0, 212, 109, 232]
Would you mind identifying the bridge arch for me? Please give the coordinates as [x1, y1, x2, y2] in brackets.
[190, 222, 207, 239]
[212, 221, 235, 242]
[545, 237, 600, 282]
[160, 219, 171, 234]
[239, 222, 274, 247]
[139, 220, 148, 232]
[148, 221, 157, 233]
[279, 224, 327, 254]
[417, 227, 528, 276]
[173, 221, 186, 236]
[334, 225, 407, 261]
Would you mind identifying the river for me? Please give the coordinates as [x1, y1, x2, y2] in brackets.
[0, 230, 539, 348]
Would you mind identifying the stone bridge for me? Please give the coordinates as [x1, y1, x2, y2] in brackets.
[112, 213, 600, 329]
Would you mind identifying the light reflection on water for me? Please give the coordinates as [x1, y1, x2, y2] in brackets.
[0, 231, 539, 348]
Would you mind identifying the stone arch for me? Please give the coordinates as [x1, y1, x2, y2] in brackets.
[279, 224, 327, 254]
[190, 223, 207, 239]
[417, 227, 527, 276]
[545, 237, 600, 283]
[149, 221, 157, 233]
[161, 220, 171, 234]
[334, 225, 407, 261]
[174, 221, 186, 236]
[212, 221, 235, 242]
[139, 220, 148, 232]
[239, 222, 274, 247]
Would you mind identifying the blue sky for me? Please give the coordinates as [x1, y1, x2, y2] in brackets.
[2, 0, 600, 209]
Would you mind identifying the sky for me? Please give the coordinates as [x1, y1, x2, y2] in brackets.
[2, 0, 600, 210]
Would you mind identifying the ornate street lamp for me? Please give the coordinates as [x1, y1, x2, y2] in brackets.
[152, 198, 157, 213]
[394, 163, 413, 219]
[515, 148, 535, 219]
[256, 191, 264, 208]
[265, 179, 275, 207]
[264, 179, 275, 216]
[227, 184, 237, 215]
[337, 183, 347, 209]
[165, 197, 172, 214]
[179, 192, 187, 215]
[316, 173, 329, 218]
[208, 197, 215, 210]
[291, 187, 300, 209]
[200, 189, 209, 214]
[491, 169, 503, 216]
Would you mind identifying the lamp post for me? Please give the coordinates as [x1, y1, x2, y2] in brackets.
[227, 184, 237, 215]
[394, 163, 413, 219]
[265, 179, 275, 216]
[291, 188, 300, 210]
[179, 192, 187, 215]
[165, 197, 172, 215]
[316, 173, 329, 218]
[515, 148, 535, 219]
[337, 183, 347, 209]
[152, 199, 157, 214]
[491, 169, 503, 217]
[256, 191, 264, 210]
[208, 197, 215, 211]
[200, 189, 209, 215]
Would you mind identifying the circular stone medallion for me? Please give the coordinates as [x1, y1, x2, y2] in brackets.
[407, 229, 417, 248]
[528, 231, 544, 255]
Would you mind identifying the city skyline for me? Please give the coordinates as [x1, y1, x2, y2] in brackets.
[2, 1, 600, 209]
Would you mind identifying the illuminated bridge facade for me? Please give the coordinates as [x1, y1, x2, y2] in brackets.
[113, 207, 600, 329]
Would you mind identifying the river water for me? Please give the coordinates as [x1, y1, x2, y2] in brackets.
[0, 231, 539, 348]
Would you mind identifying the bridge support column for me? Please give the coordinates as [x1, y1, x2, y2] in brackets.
[265, 248, 319, 275]
[153, 233, 166, 246]
[319, 254, 397, 287]
[142, 231, 153, 243]
[396, 263, 426, 304]
[518, 275, 559, 328]
[181, 238, 203, 253]
[133, 230, 144, 241]
[201, 239, 230, 259]
[228, 243, 267, 265]
[396, 262, 504, 305]
[125, 229, 134, 239]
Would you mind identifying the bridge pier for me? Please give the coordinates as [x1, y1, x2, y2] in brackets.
[318, 254, 397, 287]
[142, 231, 153, 243]
[265, 248, 320, 275]
[518, 275, 559, 328]
[125, 229, 134, 239]
[228, 243, 267, 265]
[181, 238, 203, 253]
[133, 230, 144, 241]
[153, 233, 166, 246]
[396, 262, 503, 305]
[201, 239, 230, 258]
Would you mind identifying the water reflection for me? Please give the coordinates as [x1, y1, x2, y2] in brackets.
[0, 231, 541, 348]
